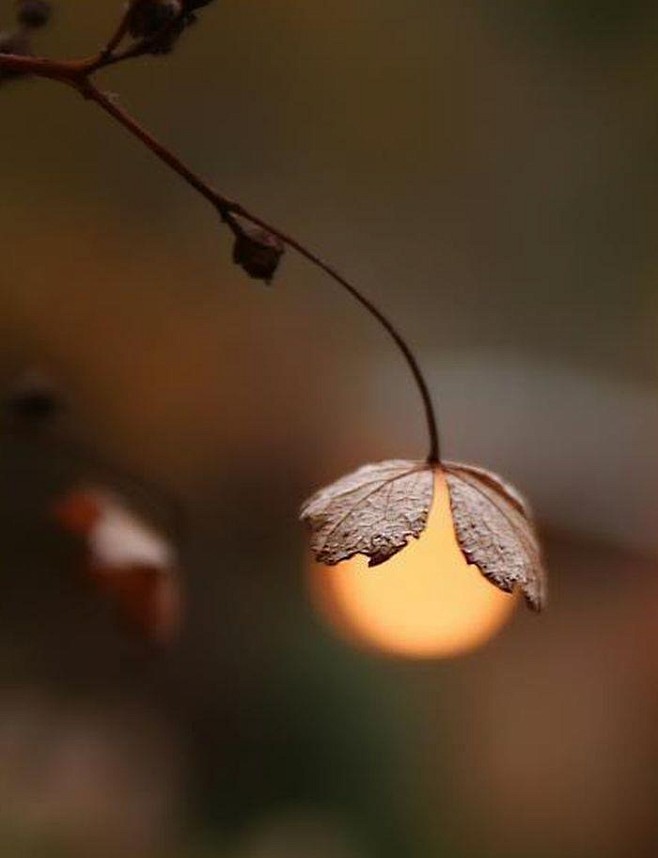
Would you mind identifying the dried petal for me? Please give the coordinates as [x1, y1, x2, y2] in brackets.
[443, 462, 547, 611]
[300, 459, 434, 567]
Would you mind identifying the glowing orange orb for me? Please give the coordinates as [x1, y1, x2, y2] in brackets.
[308, 471, 517, 659]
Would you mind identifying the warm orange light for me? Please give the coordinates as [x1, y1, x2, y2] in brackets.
[309, 471, 517, 659]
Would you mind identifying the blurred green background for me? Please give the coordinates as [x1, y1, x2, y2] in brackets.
[1, 1, 658, 856]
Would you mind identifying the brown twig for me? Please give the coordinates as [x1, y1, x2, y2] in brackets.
[99, 1, 135, 58]
[0, 24, 441, 465]
[0, 52, 84, 82]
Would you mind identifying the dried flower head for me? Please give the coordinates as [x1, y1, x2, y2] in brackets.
[301, 460, 547, 611]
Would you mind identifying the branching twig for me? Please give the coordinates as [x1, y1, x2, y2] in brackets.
[0, 4, 441, 465]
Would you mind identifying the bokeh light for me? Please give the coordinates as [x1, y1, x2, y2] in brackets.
[309, 471, 518, 659]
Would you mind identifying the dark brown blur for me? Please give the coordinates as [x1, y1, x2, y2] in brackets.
[1, 1, 658, 856]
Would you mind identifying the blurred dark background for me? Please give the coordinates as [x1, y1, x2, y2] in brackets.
[1, 1, 657, 856]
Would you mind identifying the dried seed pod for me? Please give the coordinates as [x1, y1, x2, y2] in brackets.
[15, 0, 52, 29]
[233, 226, 285, 284]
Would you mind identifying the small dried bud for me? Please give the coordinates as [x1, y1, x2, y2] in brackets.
[15, 0, 52, 29]
[0, 29, 33, 82]
[128, 0, 183, 40]
[232, 226, 285, 284]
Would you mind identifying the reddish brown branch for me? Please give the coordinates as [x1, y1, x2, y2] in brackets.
[81, 82, 234, 213]
[0, 52, 84, 83]
[99, 1, 135, 58]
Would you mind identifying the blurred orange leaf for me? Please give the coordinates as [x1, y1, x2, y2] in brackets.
[53, 487, 182, 644]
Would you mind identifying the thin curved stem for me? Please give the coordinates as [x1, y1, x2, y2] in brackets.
[249, 226, 441, 465]
[81, 83, 441, 464]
